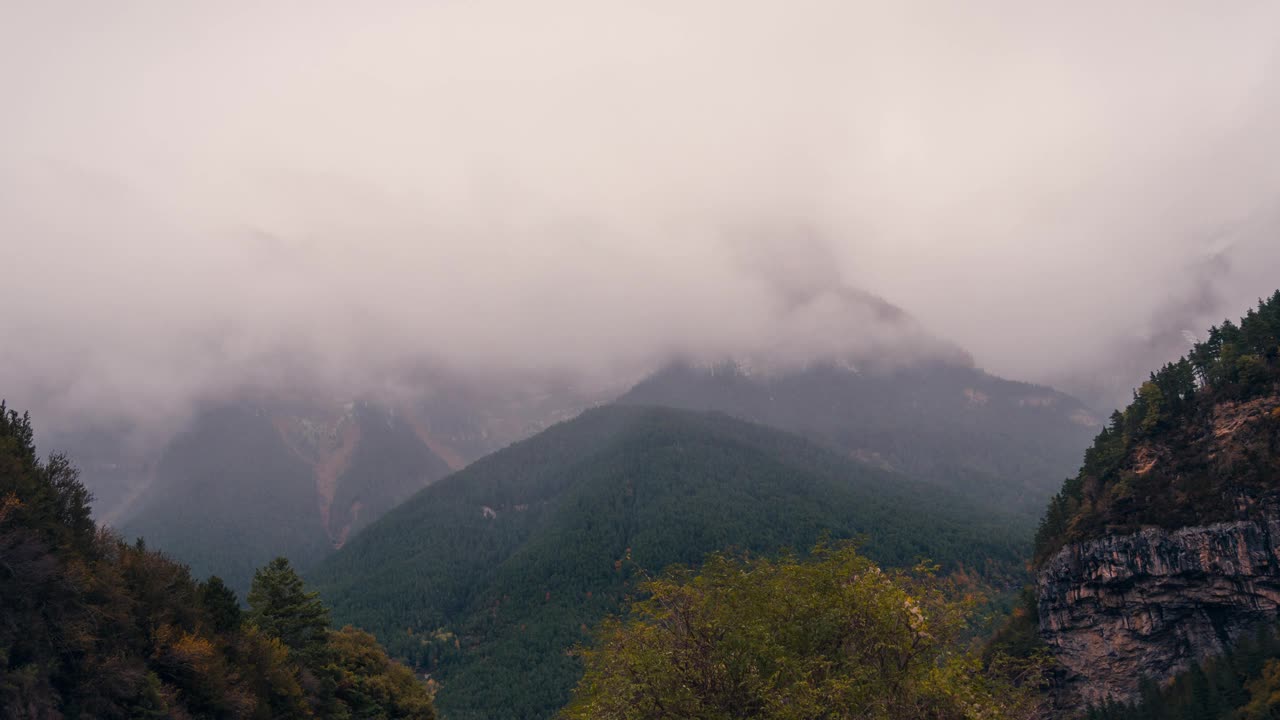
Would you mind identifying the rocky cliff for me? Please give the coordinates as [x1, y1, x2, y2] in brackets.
[1038, 506, 1280, 706]
[1028, 294, 1280, 711]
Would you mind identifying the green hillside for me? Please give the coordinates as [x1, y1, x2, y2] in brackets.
[311, 404, 1032, 720]
[619, 361, 1098, 517]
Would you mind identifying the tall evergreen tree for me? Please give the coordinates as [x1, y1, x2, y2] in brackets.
[247, 557, 330, 655]
[200, 575, 243, 634]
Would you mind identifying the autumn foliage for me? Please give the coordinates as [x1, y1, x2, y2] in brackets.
[563, 543, 1048, 720]
[0, 403, 435, 719]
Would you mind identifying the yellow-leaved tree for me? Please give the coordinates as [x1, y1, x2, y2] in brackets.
[563, 544, 1047, 720]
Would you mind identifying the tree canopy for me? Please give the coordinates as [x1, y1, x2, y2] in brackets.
[563, 543, 1047, 720]
[0, 401, 435, 719]
[249, 557, 332, 656]
[1034, 290, 1280, 564]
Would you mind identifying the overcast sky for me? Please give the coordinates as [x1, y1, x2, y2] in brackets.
[3, 1, 1279, 430]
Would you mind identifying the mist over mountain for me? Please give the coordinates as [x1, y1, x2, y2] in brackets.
[117, 401, 452, 593]
[620, 358, 1097, 516]
[58, 280, 1081, 559]
[4, 2, 1280, 450]
[61, 369, 613, 525]
[66, 278, 1087, 610]
[78, 375, 611, 590]
[5, 4, 1280, 718]
[42, 275, 988, 528]
[1048, 243, 1267, 413]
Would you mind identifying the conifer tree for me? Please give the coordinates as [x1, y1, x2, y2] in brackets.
[247, 557, 330, 654]
[200, 575, 243, 634]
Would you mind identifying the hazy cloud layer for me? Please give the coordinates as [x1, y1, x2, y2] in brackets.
[3, 1, 1279, 431]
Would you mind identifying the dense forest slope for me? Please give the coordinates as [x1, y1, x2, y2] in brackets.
[311, 404, 1032, 720]
[0, 403, 435, 719]
[1036, 293, 1280, 559]
[121, 401, 453, 593]
[618, 360, 1098, 516]
[1033, 291, 1280, 707]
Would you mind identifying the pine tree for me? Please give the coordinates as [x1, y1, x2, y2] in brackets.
[200, 576, 243, 634]
[247, 557, 330, 654]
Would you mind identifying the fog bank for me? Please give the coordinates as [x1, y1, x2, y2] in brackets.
[3, 1, 1279, 432]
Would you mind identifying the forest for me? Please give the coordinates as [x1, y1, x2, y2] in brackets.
[0, 403, 435, 719]
[311, 404, 1032, 719]
[1034, 291, 1280, 564]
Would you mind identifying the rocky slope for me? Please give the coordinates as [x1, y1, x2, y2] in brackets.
[1038, 502, 1280, 705]
[120, 400, 454, 592]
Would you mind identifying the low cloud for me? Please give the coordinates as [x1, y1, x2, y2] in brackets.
[2, 1, 1279, 433]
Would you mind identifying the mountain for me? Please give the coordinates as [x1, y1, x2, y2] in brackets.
[310, 404, 1033, 720]
[618, 359, 1100, 516]
[0, 403, 436, 719]
[105, 372, 607, 592]
[1033, 290, 1280, 707]
[59, 369, 605, 512]
[121, 400, 454, 592]
[394, 372, 614, 469]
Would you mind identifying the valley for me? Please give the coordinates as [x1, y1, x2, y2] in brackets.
[8, 291, 1280, 719]
[5, 6, 1279, 716]
[309, 404, 1034, 718]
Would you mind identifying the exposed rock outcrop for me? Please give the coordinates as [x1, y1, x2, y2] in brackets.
[1038, 508, 1280, 706]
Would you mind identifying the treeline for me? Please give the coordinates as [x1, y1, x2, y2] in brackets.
[1035, 290, 1280, 564]
[0, 402, 435, 719]
[1086, 624, 1280, 720]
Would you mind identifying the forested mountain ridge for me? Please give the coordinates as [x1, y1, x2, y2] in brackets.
[0, 402, 436, 719]
[1035, 290, 1280, 564]
[618, 359, 1099, 516]
[1031, 291, 1280, 709]
[121, 401, 453, 593]
[310, 404, 1033, 720]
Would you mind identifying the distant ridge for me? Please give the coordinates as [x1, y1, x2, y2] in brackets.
[618, 358, 1098, 515]
[122, 400, 452, 592]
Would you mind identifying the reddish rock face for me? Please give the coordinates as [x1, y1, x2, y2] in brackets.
[1038, 508, 1280, 706]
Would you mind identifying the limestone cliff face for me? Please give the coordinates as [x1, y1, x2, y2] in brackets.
[1038, 510, 1280, 706]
